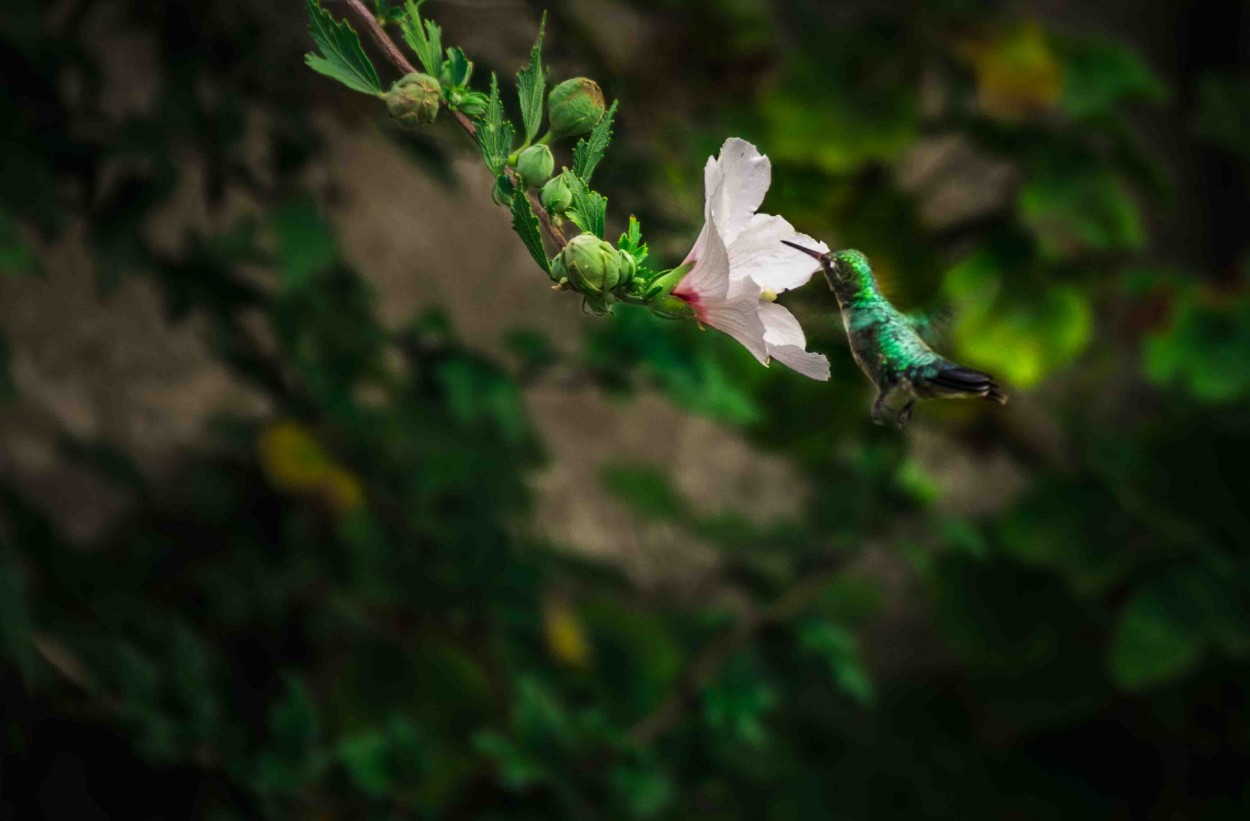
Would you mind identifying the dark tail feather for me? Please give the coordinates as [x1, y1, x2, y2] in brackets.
[927, 365, 1008, 404]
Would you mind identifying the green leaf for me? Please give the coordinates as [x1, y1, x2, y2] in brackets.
[567, 174, 607, 239]
[618, 215, 649, 269]
[1144, 289, 1250, 404]
[510, 189, 550, 276]
[443, 47, 472, 87]
[271, 199, 336, 290]
[305, 0, 383, 96]
[798, 621, 874, 704]
[599, 463, 685, 521]
[1110, 583, 1203, 691]
[1059, 34, 1168, 121]
[475, 74, 515, 177]
[400, 0, 443, 76]
[572, 100, 618, 182]
[1018, 155, 1145, 260]
[516, 14, 547, 143]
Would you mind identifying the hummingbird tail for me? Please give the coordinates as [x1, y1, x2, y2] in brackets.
[923, 364, 1008, 404]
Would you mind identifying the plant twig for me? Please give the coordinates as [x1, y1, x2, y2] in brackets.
[340, 0, 568, 249]
[627, 551, 856, 747]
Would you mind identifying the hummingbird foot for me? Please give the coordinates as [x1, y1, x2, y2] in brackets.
[871, 391, 892, 426]
[894, 400, 915, 429]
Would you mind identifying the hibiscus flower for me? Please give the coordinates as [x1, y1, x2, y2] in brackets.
[667, 138, 830, 380]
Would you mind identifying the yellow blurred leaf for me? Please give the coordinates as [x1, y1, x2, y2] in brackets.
[959, 22, 1062, 121]
[543, 596, 592, 670]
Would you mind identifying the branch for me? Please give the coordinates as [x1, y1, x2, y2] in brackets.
[340, 0, 568, 249]
[627, 551, 857, 747]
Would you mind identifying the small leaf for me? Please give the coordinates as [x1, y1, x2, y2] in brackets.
[516, 14, 547, 143]
[572, 100, 618, 183]
[511, 190, 550, 275]
[443, 47, 472, 87]
[476, 74, 516, 177]
[305, 0, 383, 96]
[400, 0, 443, 76]
[618, 215, 648, 268]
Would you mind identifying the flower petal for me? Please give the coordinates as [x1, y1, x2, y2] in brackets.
[769, 345, 831, 380]
[702, 283, 769, 366]
[674, 213, 731, 302]
[704, 138, 772, 247]
[730, 216, 829, 293]
[759, 302, 830, 380]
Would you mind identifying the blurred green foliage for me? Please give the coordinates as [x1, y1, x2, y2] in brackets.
[2, 0, 1250, 819]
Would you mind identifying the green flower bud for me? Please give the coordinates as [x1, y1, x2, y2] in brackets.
[555, 234, 623, 297]
[547, 78, 606, 139]
[455, 90, 489, 118]
[385, 73, 441, 127]
[540, 175, 574, 214]
[516, 145, 555, 187]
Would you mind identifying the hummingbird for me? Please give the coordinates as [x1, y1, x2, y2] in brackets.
[782, 241, 1006, 428]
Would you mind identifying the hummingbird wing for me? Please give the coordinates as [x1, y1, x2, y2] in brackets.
[903, 306, 954, 345]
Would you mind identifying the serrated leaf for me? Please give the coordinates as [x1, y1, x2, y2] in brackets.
[572, 100, 618, 182]
[511, 191, 550, 276]
[305, 0, 383, 97]
[400, 1, 443, 76]
[618, 215, 648, 267]
[516, 14, 547, 142]
[444, 47, 472, 88]
[566, 174, 607, 239]
[476, 75, 515, 176]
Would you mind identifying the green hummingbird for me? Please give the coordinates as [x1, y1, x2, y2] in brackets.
[782, 241, 1007, 427]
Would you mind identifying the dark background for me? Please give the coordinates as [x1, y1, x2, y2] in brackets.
[2, 0, 1249, 818]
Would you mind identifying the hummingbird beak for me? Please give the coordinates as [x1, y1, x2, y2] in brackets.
[780, 240, 825, 260]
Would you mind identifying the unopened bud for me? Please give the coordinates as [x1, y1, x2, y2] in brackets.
[385, 73, 441, 127]
[547, 78, 606, 139]
[540, 175, 574, 214]
[517, 145, 555, 187]
[552, 234, 622, 297]
[456, 90, 489, 118]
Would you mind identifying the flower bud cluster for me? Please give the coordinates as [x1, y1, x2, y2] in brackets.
[550, 234, 639, 313]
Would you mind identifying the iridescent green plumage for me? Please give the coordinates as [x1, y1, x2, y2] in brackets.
[783, 243, 1007, 427]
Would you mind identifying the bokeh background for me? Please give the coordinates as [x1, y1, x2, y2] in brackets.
[2, 0, 1250, 817]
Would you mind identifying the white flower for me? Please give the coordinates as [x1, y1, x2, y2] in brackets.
[670, 138, 831, 380]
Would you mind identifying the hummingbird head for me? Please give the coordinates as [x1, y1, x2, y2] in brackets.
[780, 242, 874, 298]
